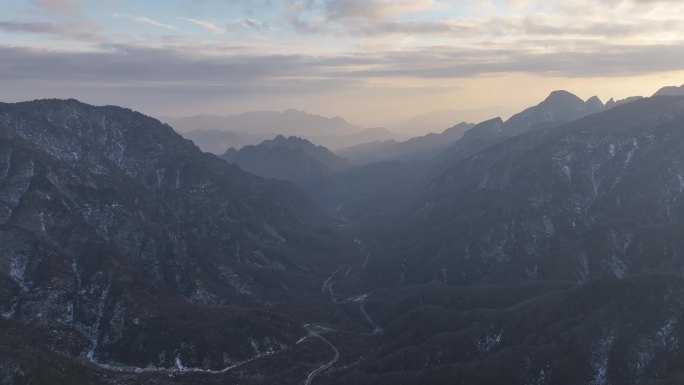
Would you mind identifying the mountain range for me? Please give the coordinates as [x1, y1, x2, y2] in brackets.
[317, 90, 684, 385]
[654, 84, 684, 97]
[0, 99, 360, 385]
[302, 91, 642, 216]
[5, 84, 684, 385]
[169, 111, 403, 153]
[169, 109, 361, 136]
[434, 91, 642, 167]
[337, 122, 474, 165]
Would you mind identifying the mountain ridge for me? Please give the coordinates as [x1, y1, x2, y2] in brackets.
[337, 122, 474, 164]
[6, 91, 684, 385]
[221, 135, 352, 181]
[0, 99, 361, 383]
[361, 95, 684, 287]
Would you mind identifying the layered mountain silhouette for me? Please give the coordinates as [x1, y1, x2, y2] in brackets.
[305, 91, 626, 213]
[221, 135, 351, 181]
[174, 129, 273, 155]
[172, 110, 401, 153]
[7, 88, 684, 385]
[338, 122, 474, 164]
[654, 84, 684, 97]
[171, 109, 361, 136]
[362, 95, 684, 287]
[437, 91, 641, 164]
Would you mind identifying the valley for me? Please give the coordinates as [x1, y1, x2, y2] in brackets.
[3, 89, 684, 385]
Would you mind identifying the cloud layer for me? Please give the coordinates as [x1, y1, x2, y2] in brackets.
[0, 0, 683, 123]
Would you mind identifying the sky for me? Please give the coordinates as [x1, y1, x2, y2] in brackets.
[1, 0, 684, 127]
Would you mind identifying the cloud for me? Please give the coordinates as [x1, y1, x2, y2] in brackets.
[285, 0, 451, 35]
[1, 37, 684, 92]
[0, 20, 102, 40]
[343, 20, 478, 37]
[3, 0, 684, 118]
[112, 13, 178, 30]
[0, 45, 312, 84]
[177, 17, 226, 34]
[32, 0, 81, 16]
[284, 0, 684, 47]
[231, 18, 270, 30]
[325, 0, 443, 20]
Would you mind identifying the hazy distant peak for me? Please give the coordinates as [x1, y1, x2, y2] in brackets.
[483, 117, 505, 127]
[585, 95, 603, 106]
[447, 121, 475, 130]
[262, 135, 317, 149]
[169, 109, 362, 139]
[441, 122, 475, 136]
[653, 84, 684, 97]
[502, 90, 605, 136]
[544, 90, 584, 104]
[463, 117, 503, 134]
[282, 108, 308, 114]
[338, 121, 473, 164]
[459, 117, 503, 137]
[277, 109, 344, 121]
[605, 96, 644, 109]
[220, 133, 351, 181]
[268, 134, 291, 143]
[541, 90, 602, 111]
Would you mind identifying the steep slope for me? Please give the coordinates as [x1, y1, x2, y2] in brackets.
[437, 91, 609, 165]
[329, 275, 684, 385]
[338, 122, 474, 164]
[303, 91, 606, 221]
[605, 96, 644, 109]
[504, 91, 604, 134]
[654, 84, 684, 97]
[221, 136, 352, 181]
[305, 91, 648, 251]
[314, 95, 684, 385]
[0, 99, 360, 383]
[363, 95, 684, 287]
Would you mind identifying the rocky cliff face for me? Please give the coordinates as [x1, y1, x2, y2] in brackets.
[437, 91, 610, 166]
[365, 96, 684, 286]
[0, 99, 357, 382]
[320, 95, 684, 385]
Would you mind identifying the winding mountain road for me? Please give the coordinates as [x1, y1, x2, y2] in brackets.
[304, 325, 340, 385]
[360, 297, 384, 335]
[301, 258, 384, 384]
